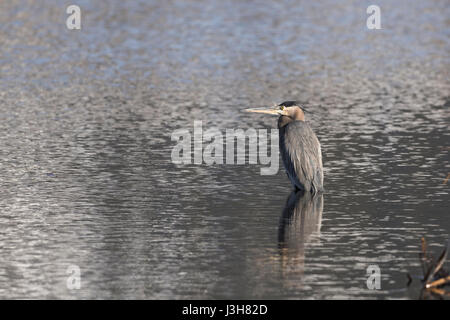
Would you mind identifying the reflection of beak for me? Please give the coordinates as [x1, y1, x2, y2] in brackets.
[244, 108, 281, 115]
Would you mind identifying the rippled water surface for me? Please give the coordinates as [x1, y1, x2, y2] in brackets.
[0, 0, 449, 299]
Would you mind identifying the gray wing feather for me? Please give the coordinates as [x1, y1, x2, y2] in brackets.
[281, 121, 323, 192]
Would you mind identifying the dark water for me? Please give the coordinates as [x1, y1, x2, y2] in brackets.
[0, 0, 449, 299]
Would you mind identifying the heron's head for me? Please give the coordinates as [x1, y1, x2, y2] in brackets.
[245, 101, 306, 121]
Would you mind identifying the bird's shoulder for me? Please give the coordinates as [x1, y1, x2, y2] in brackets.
[284, 121, 318, 139]
[283, 121, 321, 163]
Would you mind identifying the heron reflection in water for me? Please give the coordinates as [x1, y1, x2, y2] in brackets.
[245, 101, 324, 194]
[278, 190, 324, 288]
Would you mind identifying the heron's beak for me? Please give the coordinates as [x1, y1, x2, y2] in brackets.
[244, 108, 281, 115]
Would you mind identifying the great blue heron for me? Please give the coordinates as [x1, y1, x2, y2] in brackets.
[245, 101, 324, 194]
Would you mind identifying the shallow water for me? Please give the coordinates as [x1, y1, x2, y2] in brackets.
[0, 0, 449, 299]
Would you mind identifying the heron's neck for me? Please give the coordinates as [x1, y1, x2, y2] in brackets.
[292, 108, 305, 121]
[278, 116, 292, 129]
[278, 114, 305, 129]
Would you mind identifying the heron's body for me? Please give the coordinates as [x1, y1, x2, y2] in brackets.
[279, 118, 323, 193]
[246, 101, 324, 194]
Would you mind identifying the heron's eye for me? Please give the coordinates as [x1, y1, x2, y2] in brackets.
[280, 106, 285, 110]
